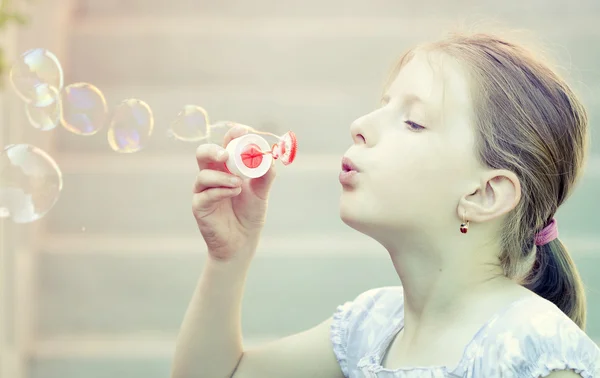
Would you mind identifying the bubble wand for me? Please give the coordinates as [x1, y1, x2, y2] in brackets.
[210, 120, 298, 179]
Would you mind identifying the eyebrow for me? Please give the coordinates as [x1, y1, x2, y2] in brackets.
[381, 93, 425, 106]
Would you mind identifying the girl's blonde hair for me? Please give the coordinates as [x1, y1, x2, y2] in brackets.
[387, 32, 588, 329]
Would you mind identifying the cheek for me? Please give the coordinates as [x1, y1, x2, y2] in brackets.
[371, 140, 469, 204]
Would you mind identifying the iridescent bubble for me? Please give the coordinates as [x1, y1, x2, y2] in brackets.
[168, 105, 210, 142]
[206, 121, 262, 146]
[60, 83, 108, 136]
[9, 48, 64, 106]
[24, 85, 61, 131]
[207, 121, 237, 145]
[107, 99, 154, 153]
[0, 144, 63, 223]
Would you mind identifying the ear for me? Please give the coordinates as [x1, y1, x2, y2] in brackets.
[457, 169, 521, 223]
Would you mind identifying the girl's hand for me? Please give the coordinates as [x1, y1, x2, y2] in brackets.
[192, 126, 276, 261]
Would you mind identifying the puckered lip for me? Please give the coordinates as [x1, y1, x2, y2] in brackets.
[341, 156, 359, 172]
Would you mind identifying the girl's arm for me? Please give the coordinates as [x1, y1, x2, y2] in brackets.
[173, 125, 343, 378]
[232, 316, 342, 378]
[170, 255, 344, 378]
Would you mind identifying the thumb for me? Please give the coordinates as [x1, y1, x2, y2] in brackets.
[249, 160, 277, 200]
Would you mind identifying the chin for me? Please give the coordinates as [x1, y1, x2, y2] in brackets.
[341, 215, 369, 235]
[339, 202, 375, 235]
[339, 197, 408, 243]
[340, 214, 388, 245]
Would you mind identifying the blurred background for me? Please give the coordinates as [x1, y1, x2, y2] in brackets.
[0, 0, 599, 377]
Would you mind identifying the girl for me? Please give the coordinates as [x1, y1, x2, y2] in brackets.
[171, 32, 600, 378]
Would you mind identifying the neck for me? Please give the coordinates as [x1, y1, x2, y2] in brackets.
[380, 228, 512, 337]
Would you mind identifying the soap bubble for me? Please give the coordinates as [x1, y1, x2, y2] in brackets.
[10, 48, 64, 106]
[168, 105, 210, 142]
[207, 121, 236, 145]
[61, 83, 108, 136]
[24, 85, 61, 131]
[29, 83, 60, 108]
[0, 144, 63, 223]
[107, 99, 154, 153]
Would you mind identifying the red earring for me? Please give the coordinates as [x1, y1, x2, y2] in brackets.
[460, 211, 469, 234]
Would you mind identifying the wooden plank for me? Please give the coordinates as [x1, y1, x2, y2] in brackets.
[32, 250, 600, 337]
[75, 0, 587, 18]
[42, 164, 349, 236]
[53, 152, 600, 176]
[53, 152, 340, 174]
[0, 247, 35, 378]
[22, 335, 600, 377]
[34, 332, 597, 361]
[71, 14, 600, 37]
[10, 252, 35, 378]
[29, 357, 171, 378]
[49, 84, 600, 155]
[34, 252, 396, 337]
[38, 155, 600, 236]
[51, 85, 375, 155]
[39, 232, 383, 256]
[66, 16, 600, 87]
[31, 333, 277, 359]
[38, 232, 600, 258]
[0, 350, 23, 378]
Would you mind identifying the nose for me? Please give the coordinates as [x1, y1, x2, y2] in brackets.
[350, 116, 367, 145]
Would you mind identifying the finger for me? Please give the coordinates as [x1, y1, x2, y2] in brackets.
[222, 124, 251, 147]
[249, 159, 277, 201]
[192, 187, 242, 212]
[196, 143, 229, 171]
[193, 169, 242, 194]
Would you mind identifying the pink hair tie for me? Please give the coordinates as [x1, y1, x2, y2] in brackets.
[534, 218, 559, 246]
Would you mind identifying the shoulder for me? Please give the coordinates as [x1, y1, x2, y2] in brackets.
[479, 296, 600, 377]
[331, 286, 403, 339]
[330, 286, 403, 377]
[333, 286, 403, 320]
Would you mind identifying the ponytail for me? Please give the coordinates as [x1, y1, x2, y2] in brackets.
[523, 238, 587, 329]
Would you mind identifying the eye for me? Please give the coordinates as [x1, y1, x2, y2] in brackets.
[405, 120, 425, 131]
